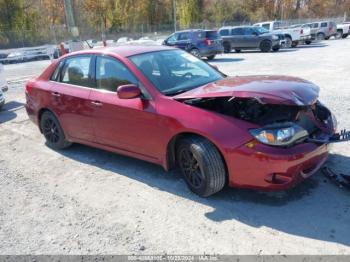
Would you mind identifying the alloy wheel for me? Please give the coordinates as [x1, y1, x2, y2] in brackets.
[43, 118, 60, 144]
[179, 148, 204, 189]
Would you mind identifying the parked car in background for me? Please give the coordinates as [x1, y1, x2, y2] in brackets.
[253, 21, 312, 48]
[289, 24, 313, 44]
[305, 21, 337, 40]
[163, 29, 223, 60]
[25, 45, 342, 197]
[0, 64, 7, 110]
[336, 22, 350, 39]
[218, 26, 284, 53]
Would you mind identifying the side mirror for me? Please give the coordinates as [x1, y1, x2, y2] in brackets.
[117, 84, 141, 99]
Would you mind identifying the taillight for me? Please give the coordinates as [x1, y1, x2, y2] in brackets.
[25, 83, 31, 94]
[329, 26, 332, 32]
[203, 38, 212, 46]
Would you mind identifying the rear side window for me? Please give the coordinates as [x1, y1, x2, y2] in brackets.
[178, 32, 189, 41]
[205, 31, 220, 39]
[231, 28, 244, 35]
[242, 27, 254, 35]
[96, 56, 137, 92]
[50, 61, 64, 81]
[219, 29, 229, 36]
[60, 56, 93, 87]
[321, 22, 328, 27]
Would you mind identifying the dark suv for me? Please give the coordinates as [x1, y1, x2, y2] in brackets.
[163, 29, 223, 60]
[218, 26, 284, 53]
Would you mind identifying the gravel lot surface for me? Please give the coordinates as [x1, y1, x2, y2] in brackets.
[0, 39, 349, 255]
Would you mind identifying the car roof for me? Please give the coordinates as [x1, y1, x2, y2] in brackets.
[63, 45, 176, 58]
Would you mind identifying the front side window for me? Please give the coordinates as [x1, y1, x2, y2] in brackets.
[262, 23, 270, 30]
[96, 56, 137, 92]
[129, 50, 223, 96]
[167, 33, 178, 43]
[60, 56, 92, 87]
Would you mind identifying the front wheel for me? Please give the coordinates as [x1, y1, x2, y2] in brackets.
[285, 36, 292, 48]
[206, 55, 216, 60]
[336, 31, 343, 39]
[260, 40, 272, 52]
[305, 40, 312, 45]
[235, 49, 241, 53]
[342, 34, 348, 39]
[177, 136, 226, 197]
[317, 33, 325, 41]
[40, 111, 72, 149]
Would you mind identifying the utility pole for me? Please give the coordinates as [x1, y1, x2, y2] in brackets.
[173, 0, 177, 32]
[64, 0, 79, 38]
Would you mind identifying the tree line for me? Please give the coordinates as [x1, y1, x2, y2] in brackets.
[0, 0, 349, 48]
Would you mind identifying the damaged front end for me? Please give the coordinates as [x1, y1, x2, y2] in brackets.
[181, 96, 345, 147]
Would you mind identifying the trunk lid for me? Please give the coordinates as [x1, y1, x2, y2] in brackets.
[173, 75, 319, 106]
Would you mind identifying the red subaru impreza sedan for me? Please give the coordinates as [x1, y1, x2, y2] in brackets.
[25, 45, 341, 197]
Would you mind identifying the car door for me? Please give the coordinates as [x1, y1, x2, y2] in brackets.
[49, 55, 94, 141]
[175, 32, 191, 50]
[230, 28, 244, 48]
[242, 27, 259, 48]
[89, 55, 160, 159]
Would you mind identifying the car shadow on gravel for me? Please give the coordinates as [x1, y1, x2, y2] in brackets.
[0, 100, 24, 123]
[297, 43, 328, 48]
[58, 144, 350, 246]
[210, 58, 245, 63]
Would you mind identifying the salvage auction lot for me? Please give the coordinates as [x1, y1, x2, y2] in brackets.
[0, 39, 349, 254]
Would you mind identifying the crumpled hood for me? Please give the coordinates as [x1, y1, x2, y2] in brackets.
[173, 75, 320, 106]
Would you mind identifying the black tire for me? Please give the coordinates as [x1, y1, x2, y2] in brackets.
[342, 34, 348, 39]
[305, 40, 312, 45]
[317, 33, 325, 41]
[223, 42, 231, 53]
[336, 30, 343, 39]
[291, 41, 298, 48]
[260, 40, 272, 52]
[176, 136, 226, 197]
[285, 36, 292, 48]
[189, 48, 201, 58]
[206, 55, 216, 60]
[40, 111, 72, 149]
[272, 46, 280, 52]
[325, 36, 330, 40]
[234, 49, 241, 53]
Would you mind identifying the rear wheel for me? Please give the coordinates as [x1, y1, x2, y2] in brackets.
[260, 40, 272, 52]
[325, 36, 330, 40]
[223, 42, 231, 53]
[336, 30, 343, 39]
[317, 33, 325, 41]
[40, 111, 72, 149]
[189, 48, 201, 58]
[234, 49, 241, 53]
[305, 40, 312, 45]
[177, 136, 226, 197]
[206, 55, 216, 60]
[342, 34, 348, 39]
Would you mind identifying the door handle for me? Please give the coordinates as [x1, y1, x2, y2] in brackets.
[91, 101, 102, 107]
[51, 92, 61, 97]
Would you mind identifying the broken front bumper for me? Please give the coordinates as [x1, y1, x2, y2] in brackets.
[226, 142, 330, 190]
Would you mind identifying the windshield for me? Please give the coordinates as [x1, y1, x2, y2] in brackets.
[254, 27, 269, 34]
[129, 50, 223, 96]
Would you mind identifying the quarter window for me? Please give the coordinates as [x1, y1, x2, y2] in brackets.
[60, 56, 93, 87]
[231, 28, 244, 35]
[96, 57, 137, 92]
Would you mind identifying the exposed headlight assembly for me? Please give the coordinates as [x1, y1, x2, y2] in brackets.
[249, 123, 308, 147]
